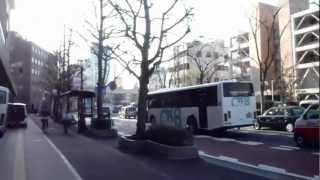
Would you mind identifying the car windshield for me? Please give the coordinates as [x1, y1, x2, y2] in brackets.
[8, 105, 25, 115]
[289, 107, 304, 116]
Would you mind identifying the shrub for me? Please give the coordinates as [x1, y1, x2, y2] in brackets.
[142, 125, 194, 146]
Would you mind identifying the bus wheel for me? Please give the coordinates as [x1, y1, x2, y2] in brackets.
[187, 116, 198, 132]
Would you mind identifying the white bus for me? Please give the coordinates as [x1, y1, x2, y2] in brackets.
[147, 81, 256, 131]
[0, 86, 9, 137]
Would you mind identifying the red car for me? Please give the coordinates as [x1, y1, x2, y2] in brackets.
[294, 104, 320, 147]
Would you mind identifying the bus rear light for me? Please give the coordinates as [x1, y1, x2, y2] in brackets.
[224, 113, 228, 122]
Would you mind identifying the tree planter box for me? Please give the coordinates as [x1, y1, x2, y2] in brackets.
[118, 136, 146, 153]
[86, 128, 118, 139]
[145, 140, 199, 160]
[118, 136, 199, 160]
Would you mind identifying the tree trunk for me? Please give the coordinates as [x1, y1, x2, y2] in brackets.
[199, 72, 204, 84]
[260, 72, 265, 114]
[97, 0, 104, 123]
[136, 61, 149, 136]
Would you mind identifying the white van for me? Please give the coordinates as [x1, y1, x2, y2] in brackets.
[0, 86, 9, 137]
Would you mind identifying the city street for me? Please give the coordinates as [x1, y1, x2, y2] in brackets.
[0, 115, 273, 180]
[112, 115, 320, 179]
[0, 118, 80, 180]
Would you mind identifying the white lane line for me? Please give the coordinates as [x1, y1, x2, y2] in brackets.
[195, 135, 263, 146]
[200, 151, 314, 180]
[312, 152, 320, 156]
[118, 131, 130, 137]
[257, 164, 286, 173]
[270, 146, 293, 151]
[279, 145, 300, 150]
[13, 131, 26, 180]
[238, 141, 264, 146]
[43, 135, 83, 180]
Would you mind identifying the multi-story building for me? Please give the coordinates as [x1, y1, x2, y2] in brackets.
[278, 0, 310, 102]
[0, 0, 15, 94]
[229, 32, 252, 81]
[8, 32, 58, 110]
[168, 40, 230, 88]
[291, 7, 319, 100]
[230, 2, 283, 102]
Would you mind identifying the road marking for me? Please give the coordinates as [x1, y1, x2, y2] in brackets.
[118, 131, 130, 137]
[257, 164, 286, 173]
[13, 131, 26, 180]
[43, 134, 83, 180]
[312, 152, 320, 156]
[200, 151, 314, 180]
[238, 141, 264, 146]
[279, 145, 300, 150]
[195, 135, 263, 146]
[270, 146, 293, 151]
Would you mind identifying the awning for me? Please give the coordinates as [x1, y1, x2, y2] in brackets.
[60, 90, 95, 98]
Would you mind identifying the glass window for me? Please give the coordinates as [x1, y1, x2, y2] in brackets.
[223, 82, 254, 97]
[290, 108, 304, 116]
[0, 90, 7, 104]
[265, 108, 276, 115]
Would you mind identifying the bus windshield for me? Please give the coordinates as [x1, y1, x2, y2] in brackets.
[223, 82, 254, 97]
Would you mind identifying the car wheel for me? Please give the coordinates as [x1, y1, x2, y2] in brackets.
[254, 122, 261, 130]
[285, 123, 294, 132]
[295, 135, 305, 147]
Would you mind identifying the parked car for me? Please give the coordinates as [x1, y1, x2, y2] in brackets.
[254, 106, 305, 132]
[6, 103, 28, 128]
[294, 104, 320, 147]
[119, 106, 137, 119]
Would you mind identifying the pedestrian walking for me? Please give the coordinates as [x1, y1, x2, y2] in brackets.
[39, 93, 51, 133]
[62, 112, 74, 134]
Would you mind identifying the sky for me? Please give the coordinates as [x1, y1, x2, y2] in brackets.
[10, 0, 312, 89]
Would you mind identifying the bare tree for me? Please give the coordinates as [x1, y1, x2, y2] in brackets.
[78, 0, 118, 126]
[248, 5, 289, 113]
[108, 0, 193, 136]
[185, 41, 224, 84]
[154, 66, 168, 89]
[278, 65, 297, 103]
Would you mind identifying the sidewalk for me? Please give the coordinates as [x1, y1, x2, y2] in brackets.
[30, 115, 270, 180]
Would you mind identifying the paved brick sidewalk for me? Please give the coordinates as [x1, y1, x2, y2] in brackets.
[30, 114, 270, 180]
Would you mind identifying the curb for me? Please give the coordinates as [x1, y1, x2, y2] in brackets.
[199, 151, 317, 180]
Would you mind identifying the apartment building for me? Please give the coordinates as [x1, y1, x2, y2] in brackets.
[0, 0, 15, 94]
[9, 32, 58, 110]
[167, 40, 230, 88]
[291, 7, 319, 100]
[230, 3, 281, 101]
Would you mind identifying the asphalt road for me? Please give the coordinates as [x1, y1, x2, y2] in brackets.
[112, 116, 320, 178]
[0, 119, 80, 180]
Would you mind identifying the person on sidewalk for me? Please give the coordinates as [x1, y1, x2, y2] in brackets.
[39, 93, 51, 133]
[62, 112, 74, 135]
